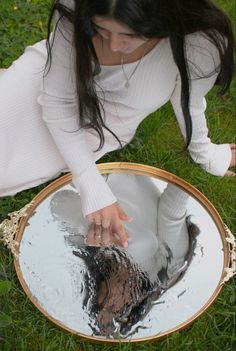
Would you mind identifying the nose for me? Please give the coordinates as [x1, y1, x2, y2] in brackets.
[109, 34, 125, 52]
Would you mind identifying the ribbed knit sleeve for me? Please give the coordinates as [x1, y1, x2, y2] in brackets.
[157, 183, 190, 258]
[37, 14, 116, 216]
[170, 33, 231, 176]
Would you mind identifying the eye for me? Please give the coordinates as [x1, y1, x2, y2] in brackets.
[125, 33, 140, 38]
[92, 23, 105, 32]
[91, 22, 140, 38]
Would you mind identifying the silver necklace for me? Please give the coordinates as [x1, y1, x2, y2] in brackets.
[121, 43, 148, 89]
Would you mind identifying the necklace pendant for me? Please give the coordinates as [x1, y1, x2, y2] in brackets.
[125, 81, 130, 89]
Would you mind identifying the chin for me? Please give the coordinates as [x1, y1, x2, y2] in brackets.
[121, 48, 136, 54]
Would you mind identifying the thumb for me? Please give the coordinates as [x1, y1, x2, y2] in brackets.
[117, 205, 133, 222]
[225, 170, 236, 177]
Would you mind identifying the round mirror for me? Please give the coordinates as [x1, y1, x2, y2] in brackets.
[14, 163, 230, 343]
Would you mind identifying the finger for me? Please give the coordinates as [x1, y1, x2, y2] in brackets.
[85, 224, 103, 247]
[111, 230, 132, 241]
[225, 170, 235, 177]
[102, 218, 111, 229]
[230, 149, 236, 167]
[101, 227, 111, 246]
[230, 143, 236, 149]
[95, 224, 112, 247]
[117, 206, 133, 222]
[86, 214, 94, 223]
[126, 231, 132, 241]
[93, 224, 103, 246]
[112, 221, 128, 248]
[110, 229, 131, 241]
[85, 223, 96, 246]
[110, 232, 126, 247]
[93, 214, 102, 226]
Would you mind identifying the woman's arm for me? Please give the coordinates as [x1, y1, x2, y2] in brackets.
[157, 183, 189, 258]
[35, 12, 129, 244]
[170, 32, 235, 176]
[37, 10, 131, 246]
[38, 17, 117, 215]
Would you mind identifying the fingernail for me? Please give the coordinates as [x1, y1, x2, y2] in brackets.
[123, 241, 128, 248]
[127, 217, 134, 222]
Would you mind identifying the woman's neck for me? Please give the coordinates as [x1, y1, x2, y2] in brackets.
[92, 35, 161, 66]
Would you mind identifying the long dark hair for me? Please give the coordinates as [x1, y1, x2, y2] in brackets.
[45, 0, 234, 150]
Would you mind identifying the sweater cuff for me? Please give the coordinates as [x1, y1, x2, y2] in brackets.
[72, 164, 117, 217]
[191, 143, 231, 177]
[158, 183, 189, 219]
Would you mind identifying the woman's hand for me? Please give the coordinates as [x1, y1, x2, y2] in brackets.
[85, 202, 133, 247]
[225, 144, 236, 176]
[85, 224, 124, 247]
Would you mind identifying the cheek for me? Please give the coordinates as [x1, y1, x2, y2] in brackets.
[128, 37, 147, 46]
[126, 39, 147, 51]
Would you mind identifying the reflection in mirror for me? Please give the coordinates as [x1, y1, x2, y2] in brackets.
[17, 172, 224, 341]
[50, 174, 199, 338]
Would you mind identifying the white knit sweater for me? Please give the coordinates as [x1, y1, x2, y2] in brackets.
[37, 16, 230, 216]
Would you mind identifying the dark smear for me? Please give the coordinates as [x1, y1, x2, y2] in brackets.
[30, 210, 37, 219]
[152, 300, 165, 305]
[200, 246, 204, 257]
[103, 174, 110, 182]
[177, 289, 187, 298]
[70, 216, 199, 338]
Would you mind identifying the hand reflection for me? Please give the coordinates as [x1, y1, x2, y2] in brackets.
[85, 223, 111, 246]
[85, 222, 129, 247]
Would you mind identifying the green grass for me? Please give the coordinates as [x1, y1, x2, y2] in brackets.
[0, 0, 235, 350]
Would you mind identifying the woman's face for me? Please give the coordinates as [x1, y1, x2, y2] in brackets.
[92, 16, 148, 54]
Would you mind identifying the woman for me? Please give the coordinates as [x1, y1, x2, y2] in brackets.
[0, 0, 235, 247]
